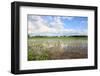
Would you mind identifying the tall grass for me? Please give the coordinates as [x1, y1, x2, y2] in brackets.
[28, 37, 88, 61]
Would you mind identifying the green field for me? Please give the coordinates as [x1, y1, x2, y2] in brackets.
[28, 36, 88, 61]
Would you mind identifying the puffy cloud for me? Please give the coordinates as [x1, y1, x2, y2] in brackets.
[53, 17, 64, 29]
[28, 16, 62, 34]
[28, 15, 87, 36]
[28, 21, 35, 34]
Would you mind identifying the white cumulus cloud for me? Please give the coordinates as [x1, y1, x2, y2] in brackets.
[28, 15, 87, 36]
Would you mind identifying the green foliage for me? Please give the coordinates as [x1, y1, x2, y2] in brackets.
[28, 49, 50, 60]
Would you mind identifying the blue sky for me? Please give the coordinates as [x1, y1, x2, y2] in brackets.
[28, 15, 88, 36]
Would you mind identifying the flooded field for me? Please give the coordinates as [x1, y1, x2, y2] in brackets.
[28, 37, 88, 61]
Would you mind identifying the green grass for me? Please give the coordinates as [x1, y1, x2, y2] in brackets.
[28, 36, 88, 61]
[29, 36, 87, 40]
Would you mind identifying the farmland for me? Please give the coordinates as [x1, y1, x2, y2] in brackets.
[28, 36, 88, 61]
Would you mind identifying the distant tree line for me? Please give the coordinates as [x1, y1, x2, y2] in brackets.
[28, 35, 87, 38]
